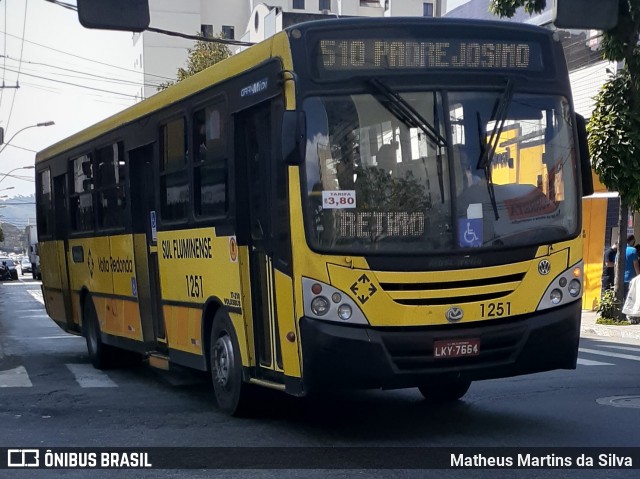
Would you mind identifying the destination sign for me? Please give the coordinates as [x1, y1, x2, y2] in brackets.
[314, 38, 543, 74]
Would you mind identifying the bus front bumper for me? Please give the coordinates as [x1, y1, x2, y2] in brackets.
[299, 301, 581, 391]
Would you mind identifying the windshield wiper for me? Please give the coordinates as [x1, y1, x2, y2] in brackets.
[368, 78, 447, 148]
[476, 79, 515, 220]
[368, 79, 448, 202]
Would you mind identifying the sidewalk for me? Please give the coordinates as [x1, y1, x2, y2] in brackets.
[581, 309, 640, 340]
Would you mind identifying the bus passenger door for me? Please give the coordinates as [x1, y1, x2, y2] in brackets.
[53, 173, 75, 331]
[235, 101, 284, 380]
[129, 144, 166, 350]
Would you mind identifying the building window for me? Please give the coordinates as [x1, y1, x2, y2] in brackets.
[293, 0, 305, 10]
[423, 2, 434, 17]
[201, 24, 213, 38]
[319, 0, 330, 11]
[221, 25, 235, 40]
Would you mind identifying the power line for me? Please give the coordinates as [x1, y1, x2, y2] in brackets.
[146, 27, 254, 47]
[3, 0, 29, 133]
[0, 29, 174, 81]
[41, 0, 254, 47]
[2, 65, 140, 99]
[1, 54, 165, 88]
[1, 143, 37, 153]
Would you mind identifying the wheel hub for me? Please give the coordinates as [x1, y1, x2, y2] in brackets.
[213, 334, 234, 387]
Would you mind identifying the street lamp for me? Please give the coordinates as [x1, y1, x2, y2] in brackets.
[0, 166, 35, 185]
[0, 121, 55, 155]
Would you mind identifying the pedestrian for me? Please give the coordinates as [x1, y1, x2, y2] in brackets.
[602, 243, 617, 293]
[624, 234, 640, 298]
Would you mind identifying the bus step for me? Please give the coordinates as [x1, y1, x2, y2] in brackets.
[249, 378, 286, 391]
[147, 352, 170, 370]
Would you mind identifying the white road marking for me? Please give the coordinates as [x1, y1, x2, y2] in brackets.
[65, 364, 117, 388]
[0, 366, 33, 387]
[27, 290, 44, 305]
[579, 347, 640, 362]
[600, 344, 640, 353]
[577, 358, 614, 366]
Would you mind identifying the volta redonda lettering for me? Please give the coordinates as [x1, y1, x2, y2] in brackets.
[318, 39, 540, 71]
[162, 237, 213, 260]
[98, 256, 133, 274]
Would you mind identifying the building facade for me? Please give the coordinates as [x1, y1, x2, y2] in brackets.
[134, 1, 446, 98]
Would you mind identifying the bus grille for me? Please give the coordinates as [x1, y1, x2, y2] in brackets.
[378, 322, 525, 372]
[379, 272, 526, 306]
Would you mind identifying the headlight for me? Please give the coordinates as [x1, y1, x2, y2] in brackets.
[302, 278, 369, 325]
[337, 304, 352, 320]
[311, 296, 330, 316]
[537, 261, 583, 311]
[550, 289, 563, 305]
[568, 279, 581, 297]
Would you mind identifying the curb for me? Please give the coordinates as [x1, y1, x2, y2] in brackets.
[581, 325, 640, 340]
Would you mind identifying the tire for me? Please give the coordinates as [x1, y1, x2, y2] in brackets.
[418, 379, 471, 403]
[83, 296, 114, 369]
[209, 310, 253, 416]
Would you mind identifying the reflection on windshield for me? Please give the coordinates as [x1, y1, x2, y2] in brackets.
[302, 90, 578, 254]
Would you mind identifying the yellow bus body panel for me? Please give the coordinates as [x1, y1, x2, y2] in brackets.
[157, 227, 243, 358]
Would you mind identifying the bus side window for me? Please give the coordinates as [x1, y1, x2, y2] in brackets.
[160, 117, 189, 221]
[96, 142, 126, 229]
[193, 101, 227, 218]
[70, 154, 94, 232]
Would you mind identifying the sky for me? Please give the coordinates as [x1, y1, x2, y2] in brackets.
[447, 0, 470, 12]
[0, 0, 144, 202]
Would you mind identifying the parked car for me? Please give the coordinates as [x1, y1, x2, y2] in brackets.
[0, 258, 18, 280]
[21, 258, 32, 274]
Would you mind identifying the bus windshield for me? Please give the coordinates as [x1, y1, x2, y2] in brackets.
[302, 88, 579, 254]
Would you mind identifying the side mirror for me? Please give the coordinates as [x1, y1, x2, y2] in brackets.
[282, 111, 306, 165]
[576, 114, 594, 197]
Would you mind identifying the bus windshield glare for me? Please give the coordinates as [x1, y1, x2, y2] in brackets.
[303, 89, 578, 254]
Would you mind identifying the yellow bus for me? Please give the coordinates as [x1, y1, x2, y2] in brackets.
[36, 17, 594, 415]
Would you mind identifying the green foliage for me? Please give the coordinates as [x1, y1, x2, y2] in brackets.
[596, 288, 622, 322]
[354, 167, 430, 213]
[489, 0, 546, 18]
[158, 34, 231, 91]
[596, 317, 632, 325]
[588, 70, 640, 210]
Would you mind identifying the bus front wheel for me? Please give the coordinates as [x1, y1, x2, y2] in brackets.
[209, 310, 252, 416]
[83, 296, 114, 369]
[418, 379, 471, 403]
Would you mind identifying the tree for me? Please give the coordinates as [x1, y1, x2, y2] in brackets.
[157, 33, 231, 90]
[0, 225, 4, 243]
[490, 0, 640, 318]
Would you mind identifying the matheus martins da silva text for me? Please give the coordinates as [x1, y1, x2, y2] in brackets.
[451, 453, 633, 468]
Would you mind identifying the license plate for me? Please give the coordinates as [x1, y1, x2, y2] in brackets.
[433, 338, 480, 358]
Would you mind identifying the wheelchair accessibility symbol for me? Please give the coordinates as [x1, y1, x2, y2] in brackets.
[458, 218, 483, 247]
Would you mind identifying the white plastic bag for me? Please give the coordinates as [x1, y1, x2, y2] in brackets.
[622, 275, 640, 322]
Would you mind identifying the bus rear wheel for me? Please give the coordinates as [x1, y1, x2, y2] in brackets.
[418, 379, 471, 403]
[209, 310, 253, 416]
[83, 296, 114, 369]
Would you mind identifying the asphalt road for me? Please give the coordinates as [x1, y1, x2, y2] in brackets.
[1, 276, 639, 479]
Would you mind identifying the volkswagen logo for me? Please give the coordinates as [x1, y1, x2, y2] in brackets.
[538, 260, 551, 275]
[445, 306, 464, 323]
